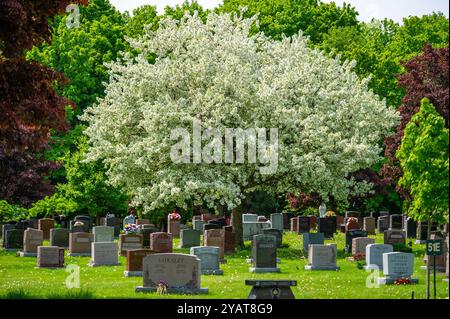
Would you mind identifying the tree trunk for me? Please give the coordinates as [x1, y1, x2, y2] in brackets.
[232, 204, 244, 247]
[426, 219, 432, 299]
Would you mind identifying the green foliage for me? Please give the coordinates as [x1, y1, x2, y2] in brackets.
[27, 195, 77, 218]
[397, 99, 449, 223]
[320, 13, 449, 107]
[0, 201, 28, 223]
[218, 0, 358, 43]
[124, 5, 160, 37]
[27, 0, 128, 118]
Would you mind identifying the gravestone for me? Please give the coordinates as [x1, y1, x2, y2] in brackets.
[262, 228, 282, 248]
[193, 219, 204, 232]
[318, 217, 335, 239]
[50, 228, 69, 248]
[378, 252, 418, 285]
[380, 211, 390, 216]
[370, 211, 380, 223]
[72, 215, 92, 232]
[351, 237, 375, 256]
[203, 223, 222, 231]
[139, 224, 158, 248]
[290, 217, 298, 232]
[150, 232, 173, 253]
[297, 216, 310, 234]
[168, 217, 181, 238]
[249, 234, 280, 273]
[223, 225, 235, 254]
[136, 219, 150, 226]
[377, 216, 389, 233]
[190, 246, 223, 275]
[135, 253, 208, 294]
[389, 214, 403, 230]
[246, 280, 297, 299]
[345, 230, 368, 253]
[120, 234, 143, 256]
[257, 216, 267, 222]
[2, 224, 15, 247]
[270, 213, 283, 231]
[405, 218, 417, 238]
[20, 228, 43, 256]
[363, 217, 376, 235]
[192, 215, 201, 221]
[242, 221, 271, 240]
[37, 246, 64, 268]
[201, 213, 215, 223]
[365, 244, 393, 269]
[302, 232, 325, 256]
[68, 232, 93, 256]
[4, 229, 24, 250]
[105, 216, 121, 237]
[179, 229, 201, 248]
[38, 218, 54, 240]
[415, 222, 437, 243]
[384, 229, 406, 246]
[336, 215, 345, 231]
[93, 226, 114, 242]
[70, 224, 86, 233]
[345, 217, 360, 232]
[125, 249, 155, 277]
[309, 215, 317, 231]
[345, 211, 360, 220]
[305, 244, 339, 270]
[204, 229, 226, 262]
[89, 242, 119, 266]
[243, 214, 258, 222]
[283, 212, 294, 230]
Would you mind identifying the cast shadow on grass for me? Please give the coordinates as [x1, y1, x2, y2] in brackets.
[2, 288, 95, 299]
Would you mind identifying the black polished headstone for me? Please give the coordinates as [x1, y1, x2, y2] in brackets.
[246, 280, 296, 299]
[345, 229, 368, 253]
[318, 217, 336, 239]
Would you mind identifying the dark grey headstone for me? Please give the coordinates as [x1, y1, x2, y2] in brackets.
[105, 217, 121, 237]
[246, 280, 296, 299]
[4, 229, 24, 250]
[262, 228, 282, 248]
[252, 234, 277, 269]
[303, 232, 325, 256]
[297, 216, 310, 234]
[50, 228, 70, 248]
[389, 214, 403, 230]
[405, 218, 417, 238]
[203, 223, 222, 231]
[2, 224, 15, 246]
[318, 217, 335, 239]
[345, 230, 368, 253]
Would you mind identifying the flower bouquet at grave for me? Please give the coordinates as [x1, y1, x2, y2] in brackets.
[352, 253, 365, 261]
[157, 280, 168, 294]
[325, 211, 336, 218]
[394, 278, 412, 285]
[168, 210, 181, 221]
[124, 223, 139, 234]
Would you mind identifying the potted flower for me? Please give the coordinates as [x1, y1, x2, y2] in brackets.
[124, 223, 139, 234]
[167, 210, 181, 237]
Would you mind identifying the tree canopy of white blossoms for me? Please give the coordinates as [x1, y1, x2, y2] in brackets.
[81, 11, 399, 216]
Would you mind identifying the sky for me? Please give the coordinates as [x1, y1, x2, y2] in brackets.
[109, 0, 449, 22]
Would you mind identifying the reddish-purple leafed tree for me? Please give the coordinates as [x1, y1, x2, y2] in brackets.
[0, 0, 87, 207]
[382, 44, 449, 196]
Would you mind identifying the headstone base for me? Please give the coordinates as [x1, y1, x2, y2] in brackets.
[246, 258, 281, 264]
[88, 261, 120, 267]
[18, 251, 37, 257]
[4, 248, 20, 252]
[202, 269, 224, 275]
[377, 277, 419, 285]
[124, 271, 143, 277]
[135, 286, 209, 294]
[443, 278, 449, 283]
[415, 240, 426, 244]
[68, 253, 91, 257]
[246, 280, 296, 299]
[35, 266, 64, 269]
[220, 259, 227, 264]
[249, 267, 280, 273]
[304, 265, 340, 271]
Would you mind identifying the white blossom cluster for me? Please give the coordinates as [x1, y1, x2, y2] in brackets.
[81, 12, 399, 214]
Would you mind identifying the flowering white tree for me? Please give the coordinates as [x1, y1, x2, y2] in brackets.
[81, 12, 398, 245]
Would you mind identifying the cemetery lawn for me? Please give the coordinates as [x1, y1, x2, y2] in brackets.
[0, 232, 448, 299]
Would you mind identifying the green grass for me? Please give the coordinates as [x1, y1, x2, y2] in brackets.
[0, 232, 448, 299]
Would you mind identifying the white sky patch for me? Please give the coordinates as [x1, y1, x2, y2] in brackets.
[108, 0, 449, 22]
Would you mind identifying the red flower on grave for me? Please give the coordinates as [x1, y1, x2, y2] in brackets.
[168, 210, 181, 221]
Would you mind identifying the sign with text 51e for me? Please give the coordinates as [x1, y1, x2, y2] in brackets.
[426, 240, 443, 256]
